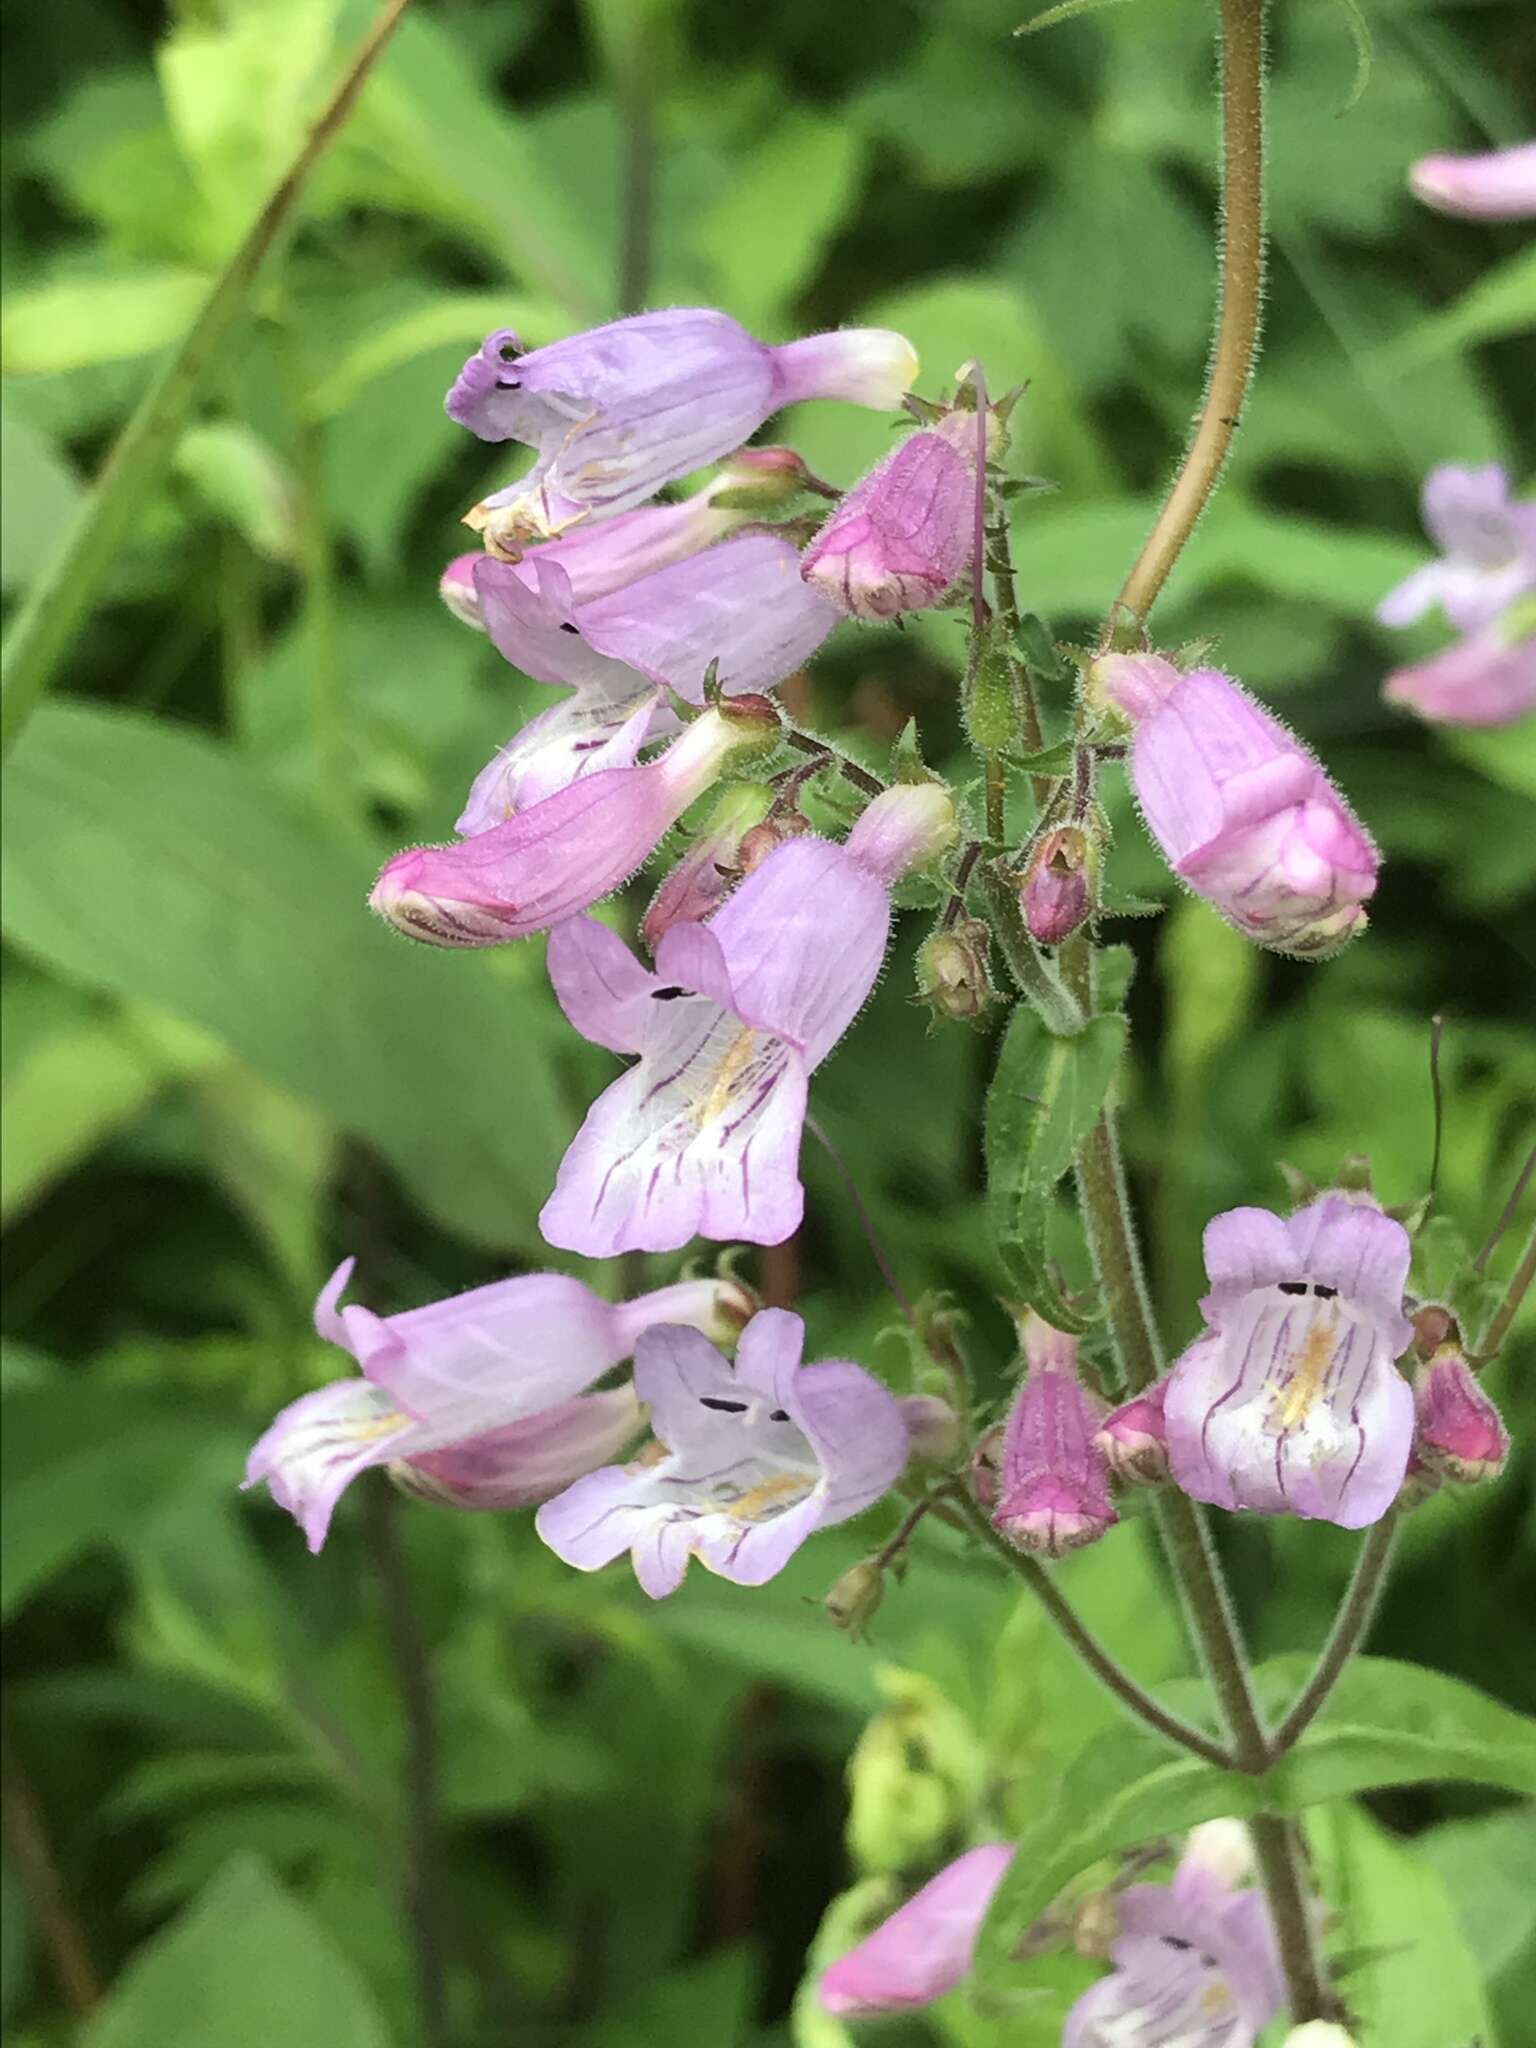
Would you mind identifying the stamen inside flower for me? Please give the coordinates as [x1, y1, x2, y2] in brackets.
[1267, 1308, 1339, 1432]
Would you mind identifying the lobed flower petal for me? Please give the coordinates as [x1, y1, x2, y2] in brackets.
[818, 1845, 1015, 2016]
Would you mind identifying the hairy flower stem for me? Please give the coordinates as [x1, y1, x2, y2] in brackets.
[1272, 1510, 1398, 1754]
[951, 1492, 1234, 1769]
[1058, 0, 1336, 2018]
[1111, 0, 1268, 627]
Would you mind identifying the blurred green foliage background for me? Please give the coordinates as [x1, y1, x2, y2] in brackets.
[1, 0, 1533, 2043]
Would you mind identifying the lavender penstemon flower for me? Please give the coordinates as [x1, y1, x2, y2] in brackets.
[1377, 465, 1536, 635]
[446, 310, 917, 544]
[990, 1312, 1116, 1556]
[801, 412, 977, 619]
[1164, 1195, 1415, 1528]
[245, 1260, 753, 1550]
[1409, 142, 1536, 221]
[535, 1308, 911, 1595]
[538, 786, 954, 1256]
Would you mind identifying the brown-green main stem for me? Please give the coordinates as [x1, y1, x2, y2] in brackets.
[1110, 0, 1267, 629]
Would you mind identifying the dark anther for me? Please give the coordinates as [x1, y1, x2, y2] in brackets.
[495, 377, 522, 391]
[558, 622, 580, 634]
[652, 986, 686, 1002]
[768, 1409, 790, 1422]
[1161, 1936, 1194, 1951]
[1278, 1280, 1308, 1296]
[700, 1396, 748, 1413]
[1313, 1282, 1339, 1299]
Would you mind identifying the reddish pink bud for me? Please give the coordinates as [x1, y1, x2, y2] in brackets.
[800, 414, 977, 621]
[1021, 826, 1093, 946]
[642, 784, 775, 949]
[993, 1316, 1116, 1557]
[1095, 1378, 1171, 1485]
[1413, 1348, 1509, 1486]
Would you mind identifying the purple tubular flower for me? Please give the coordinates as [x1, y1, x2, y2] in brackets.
[371, 703, 752, 947]
[801, 415, 976, 620]
[535, 1308, 910, 1596]
[843, 782, 959, 880]
[243, 1262, 753, 1551]
[538, 835, 892, 1255]
[1164, 1196, 1415, 1528]
[474, 533, 841, 701]
[445, 311, 918, 543]
[1377, 466, 1536, 634]
[1065, 1823, 1284, 2048]
[992, 1312, 1116, 1557]
[394, 1388, 644, 1510]
[1412, 1347, 1509, 1485]
[1410, 144, 1536, 221]
[1096, 655, 1377, 959]
[818, 1845, 1015, 2016]
[1385, 611, 1536, 729]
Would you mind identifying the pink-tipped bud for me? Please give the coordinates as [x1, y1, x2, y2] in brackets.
[642, 784, 775, 949]
[845, 783, 959, 884]
[1409, 144, 1536, 222]
[1095, 1378, 1171, 1485]
[915, 919, 997, 1022]
[1412, 1347, 1509, 1486]
[800, 413, 977, 622]
[712, 444, 837, 508]
[1021, 826, 1093, 946]
[439, 552, 486, 629]
[993, 1318, 1116, 1557]
[1090, 655, 1377, 960]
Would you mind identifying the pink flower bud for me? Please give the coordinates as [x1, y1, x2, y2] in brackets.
[641, 783, 775, 949]
[1412, 1348, 1509, 1486]
[899, 1394, 962, 1464]
[800, 414, 976, 621]
[439, 553, 485, 629]
[1021, 826, 1093, 946]
[993, 1318, 1116, 1557]
[1093, 655, 1377, 959]
[1095, 1378, 1171, 1485]
[1409, 144, 1536, 222]
[1385, 610, 1536, 730]
[844, 783, 958, 883]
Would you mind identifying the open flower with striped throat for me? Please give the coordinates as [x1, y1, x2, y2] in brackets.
[446, 310, 917, 545]
[1063, 1821, 1284, 2048]
[1164, 1195, 1415, 1527]
[244, 1261, 755, 1551]
[537, 785, 955, 1257]
[535, 1307, 910, 1596]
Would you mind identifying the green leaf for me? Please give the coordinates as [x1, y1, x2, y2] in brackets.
[0, 1388, 242, 1621]
[1385, 243, 1536, 369]
[1, 703, 568, 1248]
[0, 405, 82, 596]
[84, 1855, 389, 2048]
[1418, 1807, 1536, 1985]
[985, 1006, 1126, 1330]
[0, 1004, 218, 1225]
[975, 1654, 1536, 1981]
[692, 111, 866, 332]
[0, 270, 210, 376]
[1311, 1805, 1493, 2048]
[172, 421, 297, 562]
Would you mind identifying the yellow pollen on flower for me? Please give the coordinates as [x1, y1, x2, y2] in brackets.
[351, 1409, 409, 1443]
[1200, 1980, 1234, 2018]
[693, 1025, 760, 1127]
[1269, 1317, 1338, 1432]
[729, 1472, 812, 1521]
